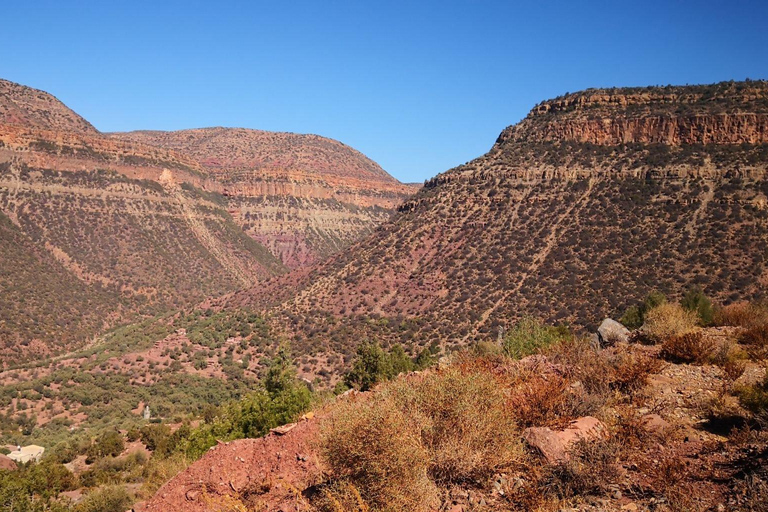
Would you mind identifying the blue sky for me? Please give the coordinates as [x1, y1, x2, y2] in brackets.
[2, 1, 767, 182]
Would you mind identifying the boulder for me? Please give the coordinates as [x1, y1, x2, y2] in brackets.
[523, 416, 608, 463]
[597, 318, 631, 347]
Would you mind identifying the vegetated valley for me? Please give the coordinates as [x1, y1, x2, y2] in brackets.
[1, 79, 767, 512]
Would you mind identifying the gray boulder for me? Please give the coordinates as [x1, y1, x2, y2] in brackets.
[597, 318, 631, 347]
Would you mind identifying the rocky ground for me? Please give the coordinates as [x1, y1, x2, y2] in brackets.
[136, 325, 768, 511]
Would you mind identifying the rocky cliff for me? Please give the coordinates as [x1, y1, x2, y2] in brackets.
[504, 81, 768, 145]
[111, 128, 417, 267]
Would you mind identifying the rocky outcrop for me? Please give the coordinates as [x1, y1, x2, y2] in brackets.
[502, 81, 768, 146]
[502, 113, 768, 146]
[598, 319, 631, 347]
[523, 416, 608, 463]
[143, 416, 322, 512]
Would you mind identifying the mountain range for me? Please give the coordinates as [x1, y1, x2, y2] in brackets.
[0, 78, 414, 361]
[220, 80, 768, 378]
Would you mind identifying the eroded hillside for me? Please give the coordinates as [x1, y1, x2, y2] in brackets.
[226, 81, 768, 377]
[112, 128, 417, 267]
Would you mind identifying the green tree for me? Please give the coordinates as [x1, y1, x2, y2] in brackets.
[345, 341, 392, 391]
[264, 343, 296, 394]
[387, 344, 415, 378]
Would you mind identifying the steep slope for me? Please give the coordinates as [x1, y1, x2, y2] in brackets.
[0, 210, 121, 361]
[228, 80, 768, 374]
[111, 128, 417, 267]
[0, 80, 286, 362]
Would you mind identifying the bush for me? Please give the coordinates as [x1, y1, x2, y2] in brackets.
[642, 303, 698, 343]
[503, 317, 571, 359]
[321, 360, 521, 510]
[611, 352, 663, 393]
[715, 302, 768, 327]
[660, 331, 716, 364]
[86, 430, 125, 463]
[740, 323, 768, 360]
[321, 393, 434, 511]
[738, 371, 768, 426]
[73, 485, 132, 512]
[344, 342, 415, 391]
[680, 287, 714, 326]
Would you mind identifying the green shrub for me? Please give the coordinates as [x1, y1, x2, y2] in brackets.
[680, 287, 714, 326]
[86, 430, 124, 463]
[73, 485, 132, 512]
[344, 342, 416, 391]
[621, 291, 667, 329]
[503, 317, 570, 359]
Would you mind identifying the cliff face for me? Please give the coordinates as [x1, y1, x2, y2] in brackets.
[111, 128, 417, 268]
[228, 81, 768, 379]
[502, 113, 768, 146]
[504, 81, 768, 145]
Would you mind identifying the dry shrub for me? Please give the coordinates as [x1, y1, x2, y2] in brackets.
[538, 439, 619, 499]
[320, 394, 435, 511]
[643, 303, 698, 343]
[610, 351, 663, 395]
[741, 323, 768, 360]
[508, 373, 575, 428]
[715, 302, 768, 327]
[320, 362, 522, 510]
[312, 481, 369, 512]
[546, 338, 613, 397]
[660, 331, 716, 364]
[388, 363, 522, 484]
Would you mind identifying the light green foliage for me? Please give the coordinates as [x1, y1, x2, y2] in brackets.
[72, 485, 132, 512]
[264, 343, 297, 394]
[0, 460, 76, 512]
[502, 317, 571, 359]
[86, 430, 125, 463]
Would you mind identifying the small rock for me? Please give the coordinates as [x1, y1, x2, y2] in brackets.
[621, 503, 638, 511]
[641, 414, 671, 436]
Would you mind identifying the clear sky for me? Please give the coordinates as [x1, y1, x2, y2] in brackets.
[2, 1, 767, 182]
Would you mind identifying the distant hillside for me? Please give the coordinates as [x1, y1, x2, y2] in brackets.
[227, 80, 768, 378]
[0, 80, 288, 362]
[112, 128, 417, 268]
